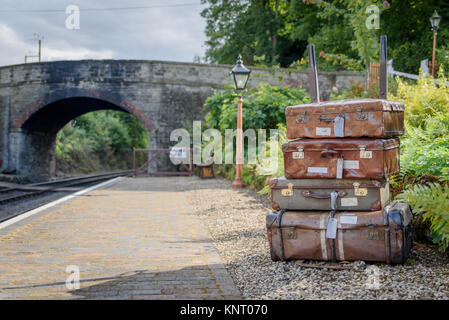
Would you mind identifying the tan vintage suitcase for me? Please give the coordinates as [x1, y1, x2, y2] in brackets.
[285, 99, 404, 139]
[269, 177, 390, 211]
[266, 201, 413, 264]
[282, 138, 400, 180]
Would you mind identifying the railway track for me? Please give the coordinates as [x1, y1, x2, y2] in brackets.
[0, 171, 132, 205]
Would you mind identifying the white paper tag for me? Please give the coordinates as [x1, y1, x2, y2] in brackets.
[340, 197, 358, 207]
[292, 151, 304, 159]
[326, 217, 338, 239]
[340, 215, 358, 224]
[316, 127, 331, 136]
[336, 158, 343, 179]
[334, 115, 345, 137]
[360, 150, 373, 159]
[307, 167, 328, 174]
[343, 160, 360, 169]
[330, 192, 339, 211]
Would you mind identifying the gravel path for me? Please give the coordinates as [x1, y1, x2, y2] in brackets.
[183, 176, 449, 300]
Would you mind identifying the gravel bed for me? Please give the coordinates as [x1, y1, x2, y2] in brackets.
[183, 176, 449, 300]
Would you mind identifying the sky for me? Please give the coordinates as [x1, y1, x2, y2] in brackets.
[0, 0, 207, 66]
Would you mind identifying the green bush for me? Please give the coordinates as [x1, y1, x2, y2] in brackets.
[391, 72, 449, 186]
[395, 71, 449, 127]
[397, 183, 449, 252]
[391, 71, 449, 253]
[204, 83, 309, 133]
[56, 110, 148, 174]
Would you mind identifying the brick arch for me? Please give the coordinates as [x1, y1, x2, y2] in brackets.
[14, 88, 155, 133]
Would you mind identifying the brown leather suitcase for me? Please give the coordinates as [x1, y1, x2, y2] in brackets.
[285, 99, 404, 139]
[283, 138, 400, 180]
[266, 201, 413, 264]
[269, 177, 390, 211]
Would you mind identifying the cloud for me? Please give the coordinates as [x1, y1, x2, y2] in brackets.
[0, 23, 115, 65]
[0, 1, 207, 66]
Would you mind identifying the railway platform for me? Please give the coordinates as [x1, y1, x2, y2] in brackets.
[0, 177, 241, 300]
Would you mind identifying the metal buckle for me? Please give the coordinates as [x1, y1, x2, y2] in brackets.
[281, 183, 294, 197]
[353, 182, 368, 197]
[356, 107, 368, 121]
[368, 229, 385, 240]
[296, 111, 307, 123]
[283, 227, 297, 239]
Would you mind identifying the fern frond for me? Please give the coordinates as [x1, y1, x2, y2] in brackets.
[396, 183, 449, 251]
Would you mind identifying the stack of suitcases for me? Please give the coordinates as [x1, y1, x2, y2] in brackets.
[266, 36, 414, 264]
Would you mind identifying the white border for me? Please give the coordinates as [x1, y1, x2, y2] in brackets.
[0, 177, 123, 230]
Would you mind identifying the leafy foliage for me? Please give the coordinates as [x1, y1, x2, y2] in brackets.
[200, 0, 299, 67]
[200, 0, 449, 74]
[397, 183, 449, 252]
[387, 71, 449, 253]
[203, 83, 309, 133]
[390, 71, 449, 186]
[395, 71, 449, 127]
[56, 110, 148, 174]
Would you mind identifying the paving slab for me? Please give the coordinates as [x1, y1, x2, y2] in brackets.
[0, 177, 241, 300]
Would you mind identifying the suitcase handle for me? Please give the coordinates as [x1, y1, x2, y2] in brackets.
[317, 115, 335, 122]
[301, 190, 347, 199]
[320, 149, 341, 158]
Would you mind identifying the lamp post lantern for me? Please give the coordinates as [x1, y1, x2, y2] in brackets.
[430, 10, 441, 77]
[230, 55, 251, 189]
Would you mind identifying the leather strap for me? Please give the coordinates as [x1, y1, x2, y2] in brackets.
[278, 210, 286, 261]
[329, 210, 337, 262]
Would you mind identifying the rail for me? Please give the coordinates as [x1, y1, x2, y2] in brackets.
[0, 170, 132, 205]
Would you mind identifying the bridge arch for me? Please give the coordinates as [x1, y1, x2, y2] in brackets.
[16, 89, 155, 134]
[10, 91, 154, 180]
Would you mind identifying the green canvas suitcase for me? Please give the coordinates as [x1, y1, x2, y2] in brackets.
[269, 177, 390, 211]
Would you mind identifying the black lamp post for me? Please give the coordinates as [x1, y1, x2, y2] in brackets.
[430, 10, 442, 77]
[230, 55, 251, 189]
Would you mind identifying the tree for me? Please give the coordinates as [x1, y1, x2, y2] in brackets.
[200, 0, 449, 74]
[200, 0, 301, 66]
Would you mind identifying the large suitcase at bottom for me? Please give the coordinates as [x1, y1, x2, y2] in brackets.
[266, 201, 413, 264]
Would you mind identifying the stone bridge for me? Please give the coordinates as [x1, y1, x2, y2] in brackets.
[0, 60, 365, 180]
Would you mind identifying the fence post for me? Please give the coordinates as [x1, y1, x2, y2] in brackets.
[133, 148, 136, 177]
[369, 62, 380, 88]
[420, 59, 429, 77]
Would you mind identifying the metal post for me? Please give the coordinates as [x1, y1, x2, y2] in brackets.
[379, 35, 388, 99]
[38, 39, 41, 62]
[133, 148, 136, 177]
[432, 31, 437, 77]
[307, 44, 320, 103]
[232, 96, 244, 188]
[189, 148, 193, 176]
